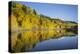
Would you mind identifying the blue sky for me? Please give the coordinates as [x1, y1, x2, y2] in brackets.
[17, 1, 78, 22]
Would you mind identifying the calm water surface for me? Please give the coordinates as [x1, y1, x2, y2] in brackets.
[11, 30, 78, 52]
[31, 36, 78, 51]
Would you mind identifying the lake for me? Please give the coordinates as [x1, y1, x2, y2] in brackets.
[31, 36, 78, 51]
[10, 29, 78, 52]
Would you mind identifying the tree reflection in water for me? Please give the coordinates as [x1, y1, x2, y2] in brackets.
[10, 29, 77, 53]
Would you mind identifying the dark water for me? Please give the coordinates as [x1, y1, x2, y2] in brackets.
[31, 36, 78, 51]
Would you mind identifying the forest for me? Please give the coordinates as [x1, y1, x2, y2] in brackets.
[9, 2, 77, 32]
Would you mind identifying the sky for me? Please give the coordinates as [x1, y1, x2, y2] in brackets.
[17, 1, 78, 22]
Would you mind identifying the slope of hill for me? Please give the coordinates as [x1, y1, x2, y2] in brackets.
[9, 1, 77, 33]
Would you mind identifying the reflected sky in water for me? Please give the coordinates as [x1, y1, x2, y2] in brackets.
[10, 29, 78, 52]
[31, 36, 78, 51]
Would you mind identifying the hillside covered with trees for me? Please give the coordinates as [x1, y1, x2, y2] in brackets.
[9, 2, 77, 32]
